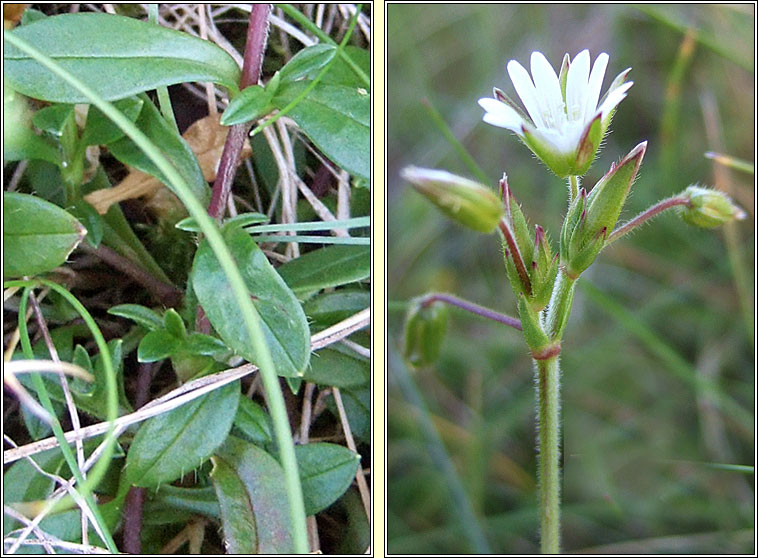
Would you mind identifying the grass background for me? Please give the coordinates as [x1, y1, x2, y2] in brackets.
[386, 4, 754, 554]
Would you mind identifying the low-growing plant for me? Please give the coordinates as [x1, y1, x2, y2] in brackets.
[3, 4, 370, 554]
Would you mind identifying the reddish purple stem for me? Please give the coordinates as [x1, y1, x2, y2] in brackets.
[421, 292, 522, 331]
[606, 195, 691, 245]
[207, 4, 271, 219]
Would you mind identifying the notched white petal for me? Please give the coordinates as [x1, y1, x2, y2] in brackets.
[530, 51, 564, 127]
[479, 98, 523, 131]
[508, 59, 544, 128]
[565, 50, 590, 121]
[585, 52, 609, 120]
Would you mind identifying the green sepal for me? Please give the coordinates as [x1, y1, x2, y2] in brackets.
[493, 86, 531, 124]
[584, 141, 646, 243]
[503, 181, 533, 267]
[501, 240, 526, 300]
[565, 227, 606, 279]
[558, 53, 570, 102]
[517, 295, 550, 353]
[560, 187, 586, 258]
[520, 123, 573, 178]
[531, 254, 559, 311]
[573, 112, 603, 175]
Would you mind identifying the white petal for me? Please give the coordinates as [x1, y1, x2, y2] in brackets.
[565, 49, 590, 122]
[478, 98, 523, 131]
[584, 52, 609, 120]
[508, 59, 545, 128]
[597, 81, 632, 119]
[530, 51, 565, 129]
[530, 126, 570, 156]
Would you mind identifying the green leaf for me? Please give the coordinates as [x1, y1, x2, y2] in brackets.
[32, 103, 75, 137]
[107, 95, 210, 207]
[220, 85, 274, 126]
[303, 290, 370, 326]
[278, 43, 337, 84]
[108, 304, 163, 331]
[192, 228, 311, 378]
[68, 199, 104, 247]
[327, 386, 370, 442]
[233, 397, 272, 446]
[3, 191, 86, 277]
[81, 96, 144, 146]
[137, 329, 181, 363]
[148, 485, 220, 521]
[278, 245, 370, 296]
[272, 80, 369, 179]
[303, 348, 369, 388]
[296, 442, 361, 516]
[176, 212, 268, 233]
[163, 308, 187, 340]
[4, 13, 240, 103]
[126, 381, 240, 487]
[211, 436, 295, 554]
[319, 46, 370, 87]
[185, 333, 231, 359]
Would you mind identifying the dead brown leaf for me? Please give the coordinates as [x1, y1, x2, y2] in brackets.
[84, 113, 252, 215]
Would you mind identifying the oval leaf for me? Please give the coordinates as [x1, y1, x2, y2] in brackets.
[296, 442, 361, 516]
[108, 304, 163, 331]
[81, 96, 144, 146]
[278, 43, 337, 84]
[211, 436, 295, 554]
[4, 13, 240, 103]
[272, 80, 369, 179]
[233, 397, 272, 446]
[4, 192, 86, 277]
[137, 329, 181, 363]
[220, 85, 274, 126]
[303, 348, 369, 388]
[191, 227, 311, 378]
[126, 381, 240, 487]
[277, 245, 370, 296]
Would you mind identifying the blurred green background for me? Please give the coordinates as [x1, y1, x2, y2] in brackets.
[387, 4, 754, 554]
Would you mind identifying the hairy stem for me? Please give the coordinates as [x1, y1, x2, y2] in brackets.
[568, 175, 580, 203]
[605, 195, 690, 245]
[535, 355, 561, 554]
[207, 4, 271, 219]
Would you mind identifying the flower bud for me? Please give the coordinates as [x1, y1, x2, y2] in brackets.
[679, 185, 747, 228]
[403, 298, 449, 368]
[402, 166, 505, 233]
[560, 142, 646, 278]
[530, 225, 559, 311]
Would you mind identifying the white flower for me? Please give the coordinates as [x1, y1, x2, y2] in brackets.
[478, 50, 633, 177]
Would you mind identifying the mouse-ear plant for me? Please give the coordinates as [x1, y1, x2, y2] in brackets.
[402, 49, 746, 554]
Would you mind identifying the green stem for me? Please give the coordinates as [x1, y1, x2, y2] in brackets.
[535, 355, 561, 554]
[531, 258, 578, 554]
[3, 30, 309, 553]
[567, 175, 580, 204]
[249, 4, 361, 139]
[147, 4, 179, 133]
